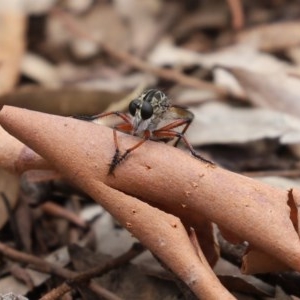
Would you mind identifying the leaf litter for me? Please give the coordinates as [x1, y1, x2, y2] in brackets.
[1, 1, 300, 299]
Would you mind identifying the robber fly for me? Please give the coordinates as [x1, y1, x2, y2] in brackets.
[75, 89, 212, 174]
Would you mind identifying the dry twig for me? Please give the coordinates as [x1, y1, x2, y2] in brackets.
[40, 243, 144, 300]
[41, 202, 88, 229]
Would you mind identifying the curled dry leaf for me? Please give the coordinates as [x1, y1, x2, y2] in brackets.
[0, 8, 26, 96]
[242, 249, 289, 274]
[1, 106, 300, 275]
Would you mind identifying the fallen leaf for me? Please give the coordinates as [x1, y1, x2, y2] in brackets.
[215, 258, 274, 296]
[242, 249, 289, 274]
[219, 66, 300, 118]
[148, 42, 294, 98]
[188, 102, 300, 146]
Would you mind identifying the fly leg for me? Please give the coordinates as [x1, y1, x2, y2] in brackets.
[73, 111, 132, 124]
[74, 111, 135, 175]
[153, 129, 213, 164]
[109, 130, 151, 174]
[157, 118, 193, 148]
[108, 122, 134, 175]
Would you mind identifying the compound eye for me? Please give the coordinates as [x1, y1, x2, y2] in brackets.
[141, 101, 153, 120]
[129, 100, 139, 116]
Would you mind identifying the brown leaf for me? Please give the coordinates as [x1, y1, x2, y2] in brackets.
[242, 249, 289, 274]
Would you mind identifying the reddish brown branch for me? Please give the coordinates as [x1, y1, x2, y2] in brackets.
[0, 106, 238, 299]
[2, 105, 300, 298]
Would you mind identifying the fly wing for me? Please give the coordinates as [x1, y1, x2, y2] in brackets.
[164, 105, 194, 121]
[152, 105, 195, 145]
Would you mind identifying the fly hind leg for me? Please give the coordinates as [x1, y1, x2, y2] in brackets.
[153, 129, 213, 165]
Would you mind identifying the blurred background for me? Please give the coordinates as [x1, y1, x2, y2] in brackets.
[2, 1, 300, 299]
